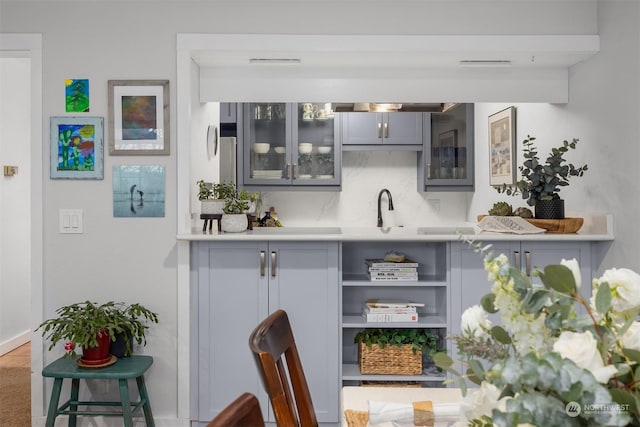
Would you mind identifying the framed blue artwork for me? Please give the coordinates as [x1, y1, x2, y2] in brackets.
[112, 165, 165, 217]
[50, 116, 103, 179]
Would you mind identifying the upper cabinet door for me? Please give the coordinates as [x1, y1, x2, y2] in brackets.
[341, 112, 423, 149]
[239, 103, 341, 189]
[219, 102, 237, 123]
[418, 103, 475, 191]
[384, 112, 423, 145]
[242, 103, 290, 185]
[341, 112, 384, 145]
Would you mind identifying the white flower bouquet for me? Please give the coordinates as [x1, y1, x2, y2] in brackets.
[434, 244, 640, 426]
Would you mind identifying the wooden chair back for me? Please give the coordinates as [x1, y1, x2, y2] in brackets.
[248, 309, 318, 427]
[207, 392, 265, 427]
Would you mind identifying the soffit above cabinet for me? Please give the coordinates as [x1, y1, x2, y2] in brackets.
[182, 34, 600, 103]
[189, 34, 598, 69]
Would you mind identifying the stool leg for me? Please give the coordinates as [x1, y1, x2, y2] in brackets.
[69, 378, 80, 427]
[118, 378, 133, 427]
[136, 375, 155, 426]
[45, 378, 63, 427]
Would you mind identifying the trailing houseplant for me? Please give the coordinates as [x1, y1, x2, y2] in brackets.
[496, 135, 588, 219]
[36, 300, 159, 359]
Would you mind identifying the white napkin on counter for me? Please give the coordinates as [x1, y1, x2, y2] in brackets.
[368, 400, 460, 426]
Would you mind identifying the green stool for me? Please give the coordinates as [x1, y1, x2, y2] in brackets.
[42, 355, 154, 427]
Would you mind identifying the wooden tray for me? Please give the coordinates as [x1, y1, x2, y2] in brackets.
[477, 215, 584, 234]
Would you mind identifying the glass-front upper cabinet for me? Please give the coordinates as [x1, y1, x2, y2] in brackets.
[418, 103, 475, 192]
[241, 103, 341, 188]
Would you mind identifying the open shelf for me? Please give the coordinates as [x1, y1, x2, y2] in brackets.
[341, 364, 446, 383]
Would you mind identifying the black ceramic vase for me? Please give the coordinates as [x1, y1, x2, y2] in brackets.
[535, 199, 565, 219]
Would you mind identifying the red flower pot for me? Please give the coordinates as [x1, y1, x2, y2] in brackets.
[80, 328, 112, 365]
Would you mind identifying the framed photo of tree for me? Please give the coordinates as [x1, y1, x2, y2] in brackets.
[488, 106, 516, 186]
[108, 80, 169, 155]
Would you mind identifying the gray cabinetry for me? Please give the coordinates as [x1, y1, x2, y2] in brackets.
[219, 102, 237, 123]
[450, 240, 593, 339]
[193, 241, 340, 425]
[239, 103, 341, 189]
[418, 103, 474, 191]
[341, 112, 423, 150]
[340, 241, 449, 386]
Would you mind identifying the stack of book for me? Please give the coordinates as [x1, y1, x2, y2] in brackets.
[363, 299, 424, 323]
[365, 258, 419, 282]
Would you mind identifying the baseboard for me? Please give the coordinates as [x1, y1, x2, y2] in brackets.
[31, 415, 192, 426]
[0, 330, 30, 356]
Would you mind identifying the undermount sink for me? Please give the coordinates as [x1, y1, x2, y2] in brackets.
[417, 226, 476, 235]
[249, 227, 342, 235]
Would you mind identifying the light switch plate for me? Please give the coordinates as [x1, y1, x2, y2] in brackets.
[59, 209, 83, 234]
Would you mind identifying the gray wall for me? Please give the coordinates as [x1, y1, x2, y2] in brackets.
[2, 1, 637, 425]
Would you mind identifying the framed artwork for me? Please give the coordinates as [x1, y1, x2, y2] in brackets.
[112, 165, 165, 217]
[50, 116, 103, 179]
[65, 79, 89, 112]
[488, 106, 516, 186]
[108, 80, 169, 155]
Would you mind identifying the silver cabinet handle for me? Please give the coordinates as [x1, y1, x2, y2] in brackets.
[284, 163, 291, 179]
[377, 122, 382, 138]
[271, 251, 277, 277]
[426, 164, 431, 180]
[259, 251, 265, 277]
[384, 122, 389, 138]
[292, 164, 298, 179]
[514, 251, 521, 271]
[525, 251, 532, 277]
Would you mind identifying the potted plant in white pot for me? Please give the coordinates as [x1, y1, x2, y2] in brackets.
[36, 301, 159, 365]
[220, 188, 259, 232]
[197, 180, 235, 215]
[496, 135, 588, 219]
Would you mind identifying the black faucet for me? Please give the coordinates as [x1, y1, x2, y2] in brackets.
[377, 188, 394, 227]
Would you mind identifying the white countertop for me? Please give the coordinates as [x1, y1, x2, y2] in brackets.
[177, 215, 613, 242]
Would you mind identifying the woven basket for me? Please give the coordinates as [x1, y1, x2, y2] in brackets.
[358, 342, 422, 375]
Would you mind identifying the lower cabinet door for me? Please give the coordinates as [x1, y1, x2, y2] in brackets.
[195, 241, 340, 424]
[451, 240, 592, 343]
[196, 241, 268, 423]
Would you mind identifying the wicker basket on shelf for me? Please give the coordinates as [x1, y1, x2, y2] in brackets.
[358, 342, 422, 375]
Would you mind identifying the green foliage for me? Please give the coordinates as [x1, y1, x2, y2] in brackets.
[36, 301, 159, 358]
[354, 328, 440, 357]
[196, 180, 237, 200]
[223, 197, 250, 214]
[496, 135, 588, 206]
[488, 201, 513, 216]
[435, 238, 640, 426]
[490, 353, 630, 426]
[222, 186, 259, 214]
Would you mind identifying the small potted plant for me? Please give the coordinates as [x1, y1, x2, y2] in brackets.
[354, 328, 440, 375]
[36, 301, 159, 364]
[496, 135, 588, 219]
[197, 180, 236, 215]
[218, 185, 260, 232]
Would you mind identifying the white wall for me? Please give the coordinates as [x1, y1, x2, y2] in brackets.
[3, 1, 638, 425]
[0, 56, 31, 354]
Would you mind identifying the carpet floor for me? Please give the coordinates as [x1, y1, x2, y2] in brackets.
[0, 343, 31, 427]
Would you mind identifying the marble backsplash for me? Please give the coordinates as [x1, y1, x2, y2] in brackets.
[257, 151, 470, 228]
